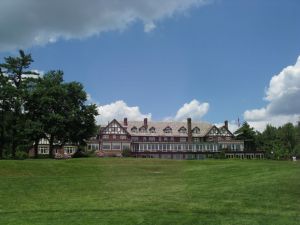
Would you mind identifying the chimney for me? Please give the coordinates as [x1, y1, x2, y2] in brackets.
[144, 118, 148, 128]
[187, 118, 192, 143]
[224, 120, 228, 129]
[124, 118, 128, 126]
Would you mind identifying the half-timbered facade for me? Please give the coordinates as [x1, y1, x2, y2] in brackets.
[88, 118, 264, 159]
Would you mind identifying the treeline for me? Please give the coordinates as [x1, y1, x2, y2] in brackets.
[235, 122, 300, 159]
[0, 50, 98, 159]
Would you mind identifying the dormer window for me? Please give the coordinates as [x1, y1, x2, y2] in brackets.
[178, 127, 187, 134]
[139, 126, 147, 133]
[163, 126, 172, 133]
[131, 126, 137, 133]
[192, 127, 200, 134]
[149, 127, 156, 133]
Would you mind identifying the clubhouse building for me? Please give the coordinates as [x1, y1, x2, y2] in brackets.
[87, 118, 264, 159]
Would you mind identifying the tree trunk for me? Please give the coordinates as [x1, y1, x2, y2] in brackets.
[49, 135, 54, 158]
[34, 139, 39, 159]
[11, 128, 16, 158]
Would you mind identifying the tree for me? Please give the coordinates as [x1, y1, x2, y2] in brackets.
[277, 123, 297, 159]
[234, 122, 257, 151]
[28, 70, 98, 157]
[0, 50, 39, 158]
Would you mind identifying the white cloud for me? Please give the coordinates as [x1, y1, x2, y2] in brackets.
[244, 56, 300, 131]
[0, 0, 210, 51]
[165, 99, 209, 121]
[144, 22, 156, 33]
[96, 100, 151, 124]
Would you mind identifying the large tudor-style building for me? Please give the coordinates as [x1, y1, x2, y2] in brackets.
[87, 118, 264, 159]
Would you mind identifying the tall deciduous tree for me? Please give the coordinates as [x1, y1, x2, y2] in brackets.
[29, 70, 98, 157]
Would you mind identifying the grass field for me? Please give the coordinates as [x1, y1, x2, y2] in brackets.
[0, 158, 299, 225]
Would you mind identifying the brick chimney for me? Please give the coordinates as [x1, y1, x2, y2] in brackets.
[144, 118, 148, 128]
[224, 120, 228, 129]
[124, 118, 128, 126]
[187, 118, 192, 143]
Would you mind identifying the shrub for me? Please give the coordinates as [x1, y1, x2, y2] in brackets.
[72, 150, 89, 158]
[15, 151, 28, 160]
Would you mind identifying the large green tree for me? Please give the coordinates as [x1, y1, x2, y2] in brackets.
[27, 70, 98, 157]
[0, 50, 38, 158]
[234, 122, 257, 151]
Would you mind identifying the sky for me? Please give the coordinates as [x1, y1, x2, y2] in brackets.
[0, 0, 300, 131]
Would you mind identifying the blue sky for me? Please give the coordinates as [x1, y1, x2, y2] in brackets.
[0, 0, 300, 131]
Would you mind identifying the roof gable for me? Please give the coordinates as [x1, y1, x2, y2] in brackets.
[219, 126, 234, 137]
[101, 119, 129, 135]
[206, 126, 220, 136]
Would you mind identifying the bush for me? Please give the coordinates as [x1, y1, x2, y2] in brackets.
[72, 150, 89, 158]
[15, 151, 28, 160]
[122, 148, 131, 157]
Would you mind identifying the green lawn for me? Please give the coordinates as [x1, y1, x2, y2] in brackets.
[0, 158, 299, 225]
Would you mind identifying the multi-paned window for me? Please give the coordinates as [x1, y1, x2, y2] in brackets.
[178, 127, 187, 134]
[64, 146, 76, 154]
[192, 127, 200, 134]
[102, 143, 111, 150]
[163, 126, 172, 133]
[38, 146, 49, 154]
[88, 143, 99, 150]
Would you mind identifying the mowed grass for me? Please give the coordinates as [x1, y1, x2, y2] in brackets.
[0, 158, 299, 225]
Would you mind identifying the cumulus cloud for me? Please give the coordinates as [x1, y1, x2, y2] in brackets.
[96, 100, 151, 124]
[0, 0, 209, 51]
[244, 56, 300, 131]
[165, 99, 209, 121]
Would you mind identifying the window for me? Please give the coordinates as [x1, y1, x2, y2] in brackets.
[149, 127, 156, 133]
[192, 127, 200, 134]
[112, 144, 121, 150]
[112, 135, 116, 139]
[102, 143, 111, 150]
[88, 144, 99, 150]
[163, 126, 172, 133]
[170, 137, 174, 142]
[122, 144, 130, 150]
[64, 146, 76, 154]
[149, 137, 155, 142]
[193, 138, 199, 142]
[139, 126, 147, 133]
[143, 137, 147, 142]
[38, 146, 49, 154]
[131, 126, 137, 133]
[164, 137, 168, 142]
[180, 137, 186, 142]
[120, 135, 127, 140]
[178, 127, 187, 134]
[102, 135, 109, 140]
[132, 137, 139, 142]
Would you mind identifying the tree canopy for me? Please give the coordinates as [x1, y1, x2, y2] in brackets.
[0, 51, 98, 159]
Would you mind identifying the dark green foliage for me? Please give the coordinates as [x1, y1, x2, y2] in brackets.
[234, 122, 257, 151]
[0, 51, 98, 159]
[72, 150, 89, 158]
[240, 122, 300, 159]
[122, 148, 132, 157]
[15, 150, 28, 160]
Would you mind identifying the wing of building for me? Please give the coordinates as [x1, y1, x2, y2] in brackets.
[86, 118, 264, 159]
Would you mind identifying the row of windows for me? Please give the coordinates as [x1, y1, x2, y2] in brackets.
[131, 137, 187, 142]
[131, 126, 201, 134]
[102, 135, 127, 140]
[133, 143, 219, 152]
[87, 144, 99, 150]
[102, 143, 130, 151]
[38, 146, 77, 154]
